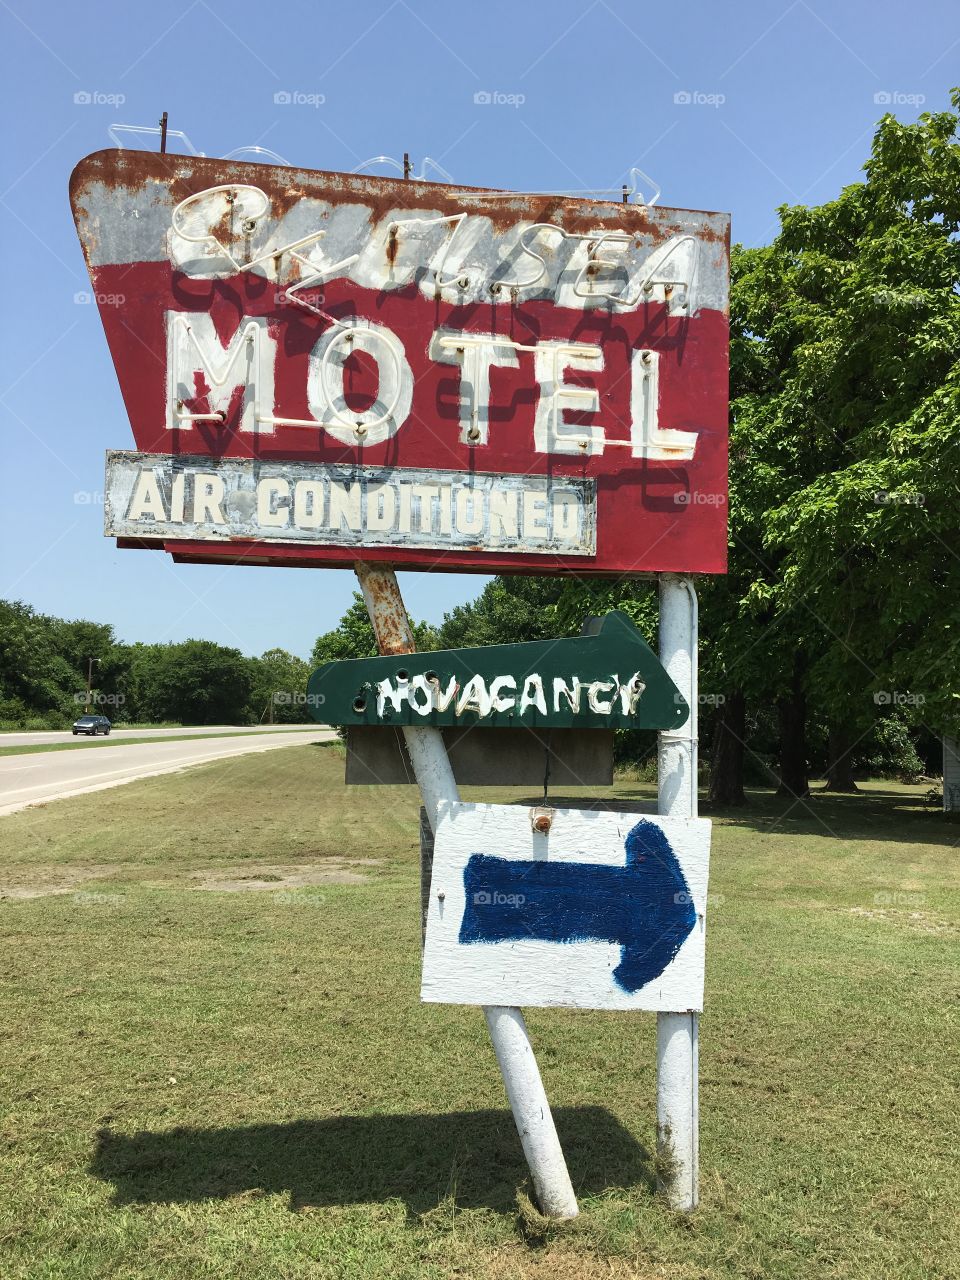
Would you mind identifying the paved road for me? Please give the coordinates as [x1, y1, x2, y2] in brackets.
[0, 729, 335, 817]
[0, 725, 323, 749]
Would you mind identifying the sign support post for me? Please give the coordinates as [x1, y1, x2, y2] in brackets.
[354, 560, 579, 1221]
[656, 573, 700, 1210]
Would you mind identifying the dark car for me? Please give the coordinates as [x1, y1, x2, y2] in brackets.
[72, 714, 111, 736]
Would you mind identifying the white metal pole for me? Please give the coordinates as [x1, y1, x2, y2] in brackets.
[482, 1005, 580, 1218]
[656, 573, 700, 1211]
[354, 561, 579, 1220]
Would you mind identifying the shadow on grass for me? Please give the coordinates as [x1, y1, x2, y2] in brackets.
[508, 795, 657, 813]
[511, 786, 958, 848]
[91, 1106, 653, 1215]
[695, 786, 959, 847]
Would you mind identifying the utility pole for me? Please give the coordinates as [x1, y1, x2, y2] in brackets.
[85, 657, 100, 712]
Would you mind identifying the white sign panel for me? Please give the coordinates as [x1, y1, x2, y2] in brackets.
[421, 802, 712, 1011]
[104, 451, 596, 556]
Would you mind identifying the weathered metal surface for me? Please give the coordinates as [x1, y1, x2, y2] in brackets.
[355, 561, 416, 657]
[71, 149, 730, 577]
[309, 611, 688, 731]
[345, 726, 614, 786]
[103, 450, 596, 555]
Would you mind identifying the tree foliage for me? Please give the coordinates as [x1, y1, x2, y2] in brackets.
[126, 640, 252, 725]
[248, 648, 312, 723]
[0, 600, 125, 726]
[754, 93, 960, 735]
[311, 592, 437, 665]
[436, 577, 570, 649]
[0, 599, 315, 728]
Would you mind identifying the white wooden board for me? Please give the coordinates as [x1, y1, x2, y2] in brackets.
[421, 802, 712, 1011]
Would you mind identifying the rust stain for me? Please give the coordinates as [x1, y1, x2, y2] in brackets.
[531, 808, 554, 834]
[354, 562, 417, 656]
[210, 197, 238, 252]
[70, 150, 729, 263]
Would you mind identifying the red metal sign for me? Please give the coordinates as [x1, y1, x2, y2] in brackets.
[71, 150, 729, 576]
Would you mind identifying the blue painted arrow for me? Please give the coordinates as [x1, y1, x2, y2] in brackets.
[459, 819, 697, 993]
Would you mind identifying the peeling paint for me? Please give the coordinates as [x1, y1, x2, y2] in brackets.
[104, 451, 596, 556]
[71, 150, 730, 577]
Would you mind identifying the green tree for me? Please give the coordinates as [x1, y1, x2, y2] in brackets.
[127, 640, 253, 725]
[0, 600, 74, 724]
[0, 600, 131, 726]
[683, 93, 960, 802]
[52, 616, 130, 719]
[437, 576, 569, 649]
[248, 647, 311, 722]
[765, 95, 959, 737]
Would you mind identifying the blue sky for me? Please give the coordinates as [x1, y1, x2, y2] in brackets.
[0, 0, 956, 659]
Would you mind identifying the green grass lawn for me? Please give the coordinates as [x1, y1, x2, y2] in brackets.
[0, 744, 957, 1279]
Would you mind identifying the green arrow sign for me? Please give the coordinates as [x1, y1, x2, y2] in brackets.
[307, 612, 689, 731]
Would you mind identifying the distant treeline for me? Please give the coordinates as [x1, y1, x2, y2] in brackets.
[0, 599, 312, 728]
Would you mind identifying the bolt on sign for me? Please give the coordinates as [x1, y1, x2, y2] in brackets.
[422, 803, 712, 1011]
[70, 150, 730, 575]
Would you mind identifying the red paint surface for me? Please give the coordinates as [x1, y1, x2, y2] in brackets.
[89, 258, 728, 576]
